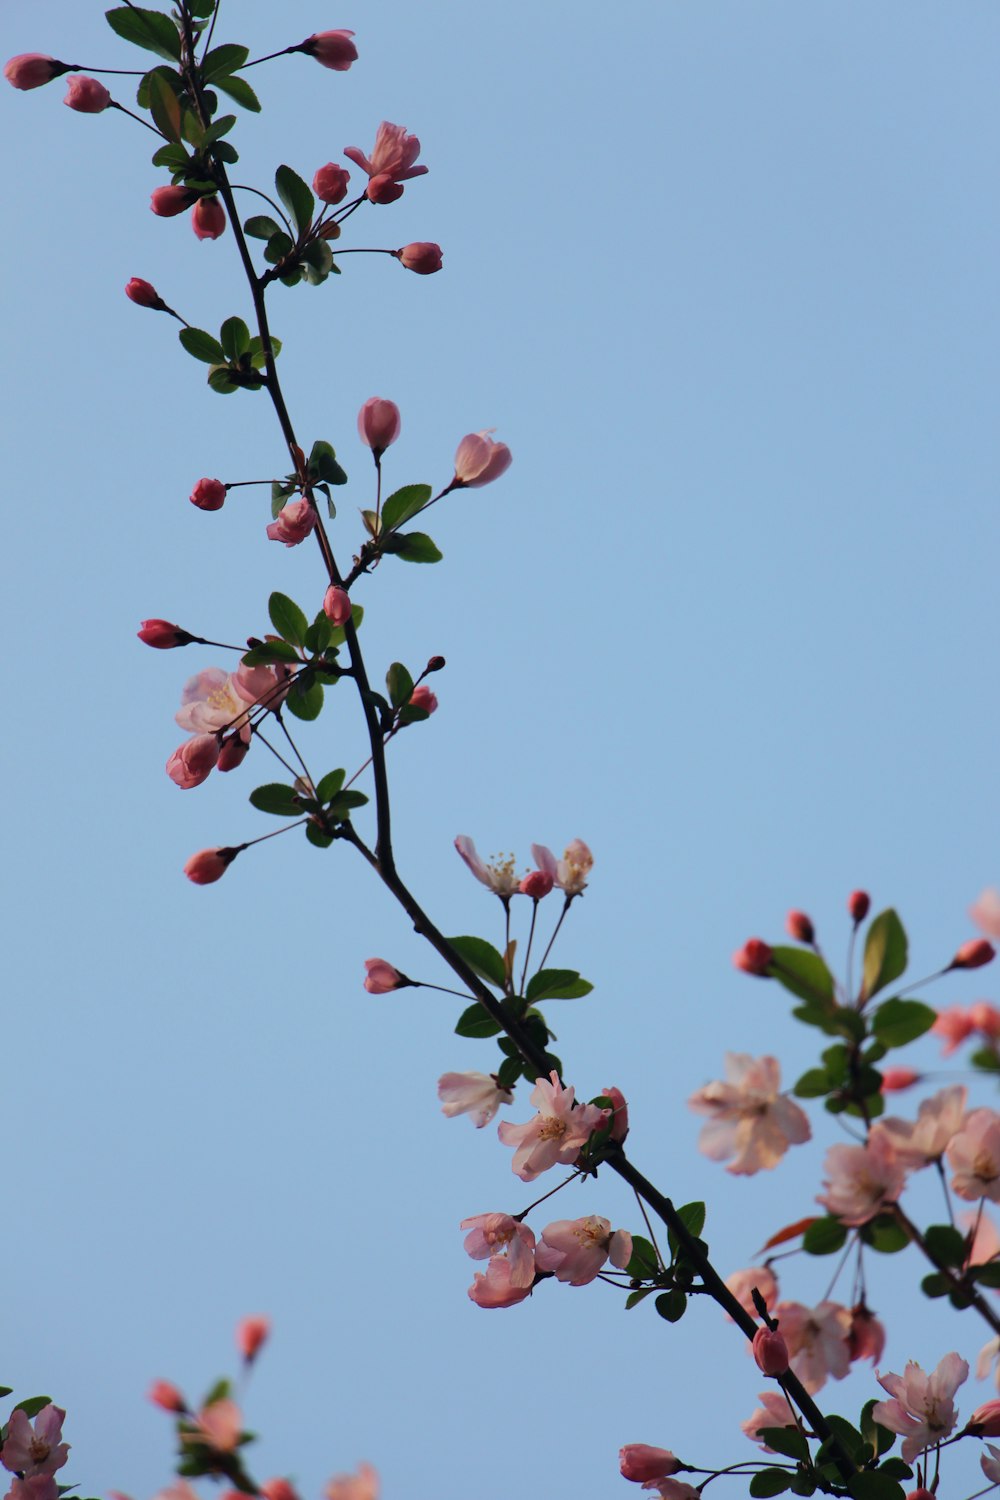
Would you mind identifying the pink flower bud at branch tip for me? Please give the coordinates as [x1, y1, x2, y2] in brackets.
[752, 1326, 789, 1376]
[520, 869, 554, 900]
[785, 909, 814, 944]
[236, 1314, 271, 1361]
[192, 196, 226, 241]
[126, 277, 164, 310]
[184, 847, 239, 885]
[323, 586, 353, 627]
[138, 619, 193, 649]
[409, 685, 437, 715]
[397, 242, 443, 275]
[363, 959, 407, 994]
[452, 432, 512, 488]
[64, 75, 111, 112]
[733, 939, 773, 976]
[300, 30, 358, 71]
[848, 889, 870, 923]
[151, 185, 195, 217]
[619, 1446, 680, 1483]
[148, 1380, 186, 1413]
[4, 54, 65, 91]
[951, 939, 996, 971]
[357, 397, 401, 455]
[313, 163, 351, 204]
[190, 478, 227, 511]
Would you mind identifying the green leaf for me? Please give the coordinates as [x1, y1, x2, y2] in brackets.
[275, 164, 314, 238]
[971, 1046, 1000, 1072]
[749, 1472, 791, 1499]
[302, 238, 334, 283]
[386, 662, 414, 709]
[381, 483, 432, 532]
[667, 1201, 707, 1256]
[447, 935, 507, 988]
[308, 441, 348, 485]
[794, 1067, 832, 1098]
[495, 1055, 521, 1091]
[823, 1415, 865, 1460]
[286, 676, 324, 721]
[526, 969, 582, 1003]
[305, 821, 334, 849]
[214, 73, 261, 111]
[151, 143, 190, 170]
[106, 6, 181, 61]
[327, 789, 368, 815]
[207, 365, 240, 395]
[388, 531, 443, 564]
[219, 316, 251, 362]
[769, 945, 836, 1006]
[860, 1400, 897, 1458]
[862, 909, 908, 1002]
[200, 115, 237, 148]
[11, 1397, 52, 1421]
[972, 1262, 1000, 1287]
[249, 783, 301, 817]
[923, 1223, 967, 1266]
[179, 326, 226, 364]
[876, 1460, 911, 1481]
[624, 1288, 654, 1310]
[201, 43, 249, 82]
[920, 1272, 950, 1298]
[304, 617, 333, 656]
[625, 1235, 660, 1279]
[268, 591, 308, 647]
[537, 976, 593, 999]
[802, 1217, 848, 1255]
[454, 1002, 502, 1040]
[316, 770, 346, 803]
[0, 1388, 12, 1399]
[757, 1427, 809, 1462]
[847, 1473, 905, 1500]
[264, 231, 295, 265]
[860, 1214, 909, 1254]
[244, 215, 282, 240]
[872, 997, 935, 1049]
[147, 69, 182, 140]
[213, 139, 239, 166]
[654, 1290, 686, 1323]
[241, 640, 299, 666]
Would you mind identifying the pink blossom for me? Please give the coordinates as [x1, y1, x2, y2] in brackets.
[619, 1447, 680, 1483]
[963, 1207, 1000, 1276]
[190, 477, 226, 511]
[236, 1314, 270, 1361]
[184, 1398, 242, 1453]
[301, 31, 358, 72]
[192, 197, 226, 241]
[266, 498, 316, 546]
[817, 1126, 905, 1224]
[786, 910, 814, 943]
[872, 1353, 969, 1464]
[742, 1391, 798, 1450]
[461, 1213, 536, 1298]
[454, 835, 521, 896]
[753, 1327, 789, 1376]
[232, 661, 293, 713]
[63, 75, 110, 112]
[977, 1337, 1000, 1388]
[126, 278, 164, 309]
[971, 889, 1000, 940]
[531, 838, 593, 896]
[437, 1071, 513, 1128]
[952, 939, 996, 971]
[138, 619, 191, 648]
[261, 1482, 298, 1500]
[932, 1005, 976, 1055]
[972, 1002, 1000, 1039]
[535, 1215, 632, 1285]
[151, 185, 195, 217]
[4, 55, 63, 90]
[983, 1445, 1000, 1485]
[725, 1266, 778, 1319]
[1, 1406, 69, 1477]
[148, 1380, 186, 1412]
[323, 586, 353, 627]
[467, 1254, 533, 1309]
[848, 1303, 886, 1364]
[184, 847, 238, 885]
[166, 733, 220, 789]
[775, 1299, 852, 1393]
[602, 1084, 630, 1142]
[688, 1053, 810, 1176]
[947, 1108, 1000, 1201]
[363, 959, 405, 994]
[344, 122, 427, 202]
[357, 397, 401, 455]
[881, 1085, 967, 1170]
[313, 163, 351, 204]
[849, 889, 871, 922]
[176, 668, 252, 735]
[452, 431, 512, 488]
[409, 685, 437, 715]
[396, 242, 442, 275]
[732, 939, 774, 975]
[641, 1482, 701, 1500]
[497, 1069, 606, 1182]
[881, 1066, 921, 1092]
[6, 1479, 59, 1500]
[520, 869, 554, 899]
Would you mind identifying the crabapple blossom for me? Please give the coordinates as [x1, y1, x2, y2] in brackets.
[176, 669, 252, 735]
[192, 197, 226, 241]
[971, 888, 1000, 940]
[63, 76, 110, 112]
[872, 1353, 969, 1464]
[461, 1213, 536, 1304]
[848, 1303, 886, 1364]
[7, 1478, 60, 1500]
[184, 1398, 242, 1453]
[520, 869, 554, 899]
[190, 477, 227, 510]
[742, 1391, 798, 1450]
[357, 397, 401, 455]
[363, 959, 405, 993]
[151, 185, 196, 217]
[532, 838, 593, 896]
[817, 1125, 905, 1224]
[1, 1406, 69, 1477]
[126, 278, 164, 309]
[344, 121, 427, 202]
[971, 1001, 1000, 1038]
[947, 1108, 1000, 1201]
[166, 733, 220, 790]
[849, 889, 871, 922]
[535, 1215, 632, 1285]
[313, 163, 351, 204]
[409, 685, 437, 714]
[325, 1465, 378, 1500]
[932, 1005, 977, 1055]
[261, 1482, 298, 1500]
[148, 1380, 186, 1412]
[752, 1327, 789, 1376]
[880, 1084, 967, 1169]
[4, 54, 65, 90]
[138, 619, 192, 648]
[452, 431, 512, 488]
[732, 938, 773, 975]
[454, 835, 522, 896]
[236, 1314, 270, 1361]
[437, 1071, 513, 1127]
[266, 498, 316, 546]
[774, 1299, 852, 1393]
[300, 31, 358, 72]
[984, 1446, 1000, 1485]
[725, 1266, 778, 1318]
[978, 1337, 1000, 1389]
[641, 1482, 701, 1500]
[466, 1259, 531, 1308]
[618, 1446, 681, 1483]
[785, 909, 814, 943]
[602, 1084, 630, 1142]
[323, 586, 353, 626]
[688, 1053, 810, 1176]
[183, 847, 238, 885]
[497, 1070, 607, 1182]
[396, 242, 443, 274]
[951, 938, 996, 970]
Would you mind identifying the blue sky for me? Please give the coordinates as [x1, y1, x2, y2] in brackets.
[3, 3, 1000, 1497]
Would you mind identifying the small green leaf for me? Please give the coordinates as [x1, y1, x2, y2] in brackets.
[147, 69, 182, 141]
[327, 790, 368, 814]
[769, 945, 836, 1006]
[757, 1427, 809, 1462]
[275, 164, 314, 238]
[314, 771, 345, 804]
[201, 42, 249, 82]
[860, 1214, 909, 1254]
[219, 316, 251, 362]
[381, 483, 432, 532]
[268, 592, 308, 647]
[971, 1046, 1000, 1072]
[624, 1288, 653, 1310]
[654, 1290, 686, 1323]
[625, 1235, 660, 1278]
[876, 1460, 911, 1481]
[860, 1400, 897, 1457]
[308, 440, 348, 485]
[793, 1067, 832, 1098]
[214, 73, 261, 111]
[454, 1002, 502, 1039]
[305, 821, 334, 849]
[264, 230, 295, 264]
[539, 976, 593, 999]
[302, 237, 334, 282]
[241, 641, 299, 666]
[495, 1055, 521, 1090]
[749, 1471, 791, 1499]
[972, 1262, 1000, 1287]
[245, 215, 282, 240]
[388, 531, 443, 564]
[447, 936, 507, 988]
[151, 142, 189, 169]
[286, 676, 324, 721]
[920, 1272, 950, 1298]
[106, 6, 181, 61]
[213, 140, 239, 166]
[802, 1217, 848, 1255]
[249, 783, 301, 817]
[847, 1473, 905, 1500]
[200, 115, 237, 148]
[872, 997, 936, 1049]
[923, 1223, 967, 1266]
[11, 1397, 52, 1421]
[179, 326, 226, 364]
[667, 1200, 707, 1257]
[386, 662, 414, 709]
[526, 969, 581, 1003]
[207, 365, 240, 395]
[862, 909, 909, 1002]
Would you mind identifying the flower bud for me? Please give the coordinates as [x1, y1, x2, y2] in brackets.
[968, 1401, 1000, 1437]
[752, 1327, 789, 1376]
[847, 1303, 885, 1363]
[217, 730, 251, 773]
[4, 54, 65, 91]
[148, 1380, 186, 1413]
[363, 959, 407, 994]
[313, 163, 351, 204]
[426, 655, 446, 673]
[236, 1314, 271, 1362]
[266, 498, 316, 546]
[184, 847, 239, 885]
[520, 869, 554, 900]
[357, 397, 401, 456]
[785, 910, 814, 944]
[618, 1446, 680, 1483]
[137, 619, 193, 649]
[126, 277, 165, 310]
[367, 173, 404, 205]
[261, 1483, 298, 1500]
[409, 685, 438, 715]
[879, 1066, 921, 1092]
[602, 1085, 630, 1143]
[167, 735, 219, 789]
[396, 241, 443, 275]
[63, 75, 111, 112]
[319, 220, 342, 240]
[848, 889, 870, 923]
[151, 184, 196, 217]
[452, 432, 512, 488]
[323, 586, 353, 627]
[732, 939, 773, 976]
[951, 939, 996, 971]
[192, 196, 226, 241]
[190, 477, 227, 511]
[298, 30, 358, 71]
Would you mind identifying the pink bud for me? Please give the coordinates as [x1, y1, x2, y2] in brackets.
[602, 1085, 630, 1143]
[618, 1446, 680, 1483]
[217, 729, 251, 773]
[126, 277, 164, 310]
[151, 184, 195, 217]
[148, 1380, 186, 1413]
[313, 163, 351, 204]
[906, 1492, 935, 1500]
[63, 75, 111, 112]
[971, 1002, 1000, 1039]
[261, 1483, 298, 1500]
[190, 477, 227, 511]
[4, 54, 64, 91]
[300, 30, 358, 71]
[357, 397, 401, 455]
[137, 619, 192, 649]
[951, 939, 996, 971]
[323, 586, 353, 627]
[184, 847, 238, 885]
[848, 889, 871, 923]
[367, 173, 404, 205]
[968, 1401, 1000, 1436]
[363, 959, 407, 994]
[752, 1327, 789, 1376]
[396, 241, 443, 275]
[732, 939, 773, 976]
[879, 1066, 921, 1092]
[409, 685, 438, 715]
[785, 909, 814, 944]
[192, 196, 226, 241]
[452, 432, 512, 488]
[236, 1314, 271, 1361]
[520, 869, 554, 900]
[266, 498, 316, 547]
[167, 735, 220, 789]
[847, 1303, 885, 1363]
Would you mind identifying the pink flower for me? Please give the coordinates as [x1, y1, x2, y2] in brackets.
[357, 397, 401, 455]
[4, 55, 64, 90]
[63, 75, 110, 112]
[454, 835, 522, 896]
[148, 1380, 186, 1412]
[467, 1255, 533, 1309]
[192, 197, 226, 241]
[972, 1001, 1000, 1038]
[190, 477, 226, 510]
[535, 1214, 632, 1285]
[984, 1445, 1000, 1485]
[733, 939, 774, 975]
[725, 1266, 778, 1318]
[933, 1005, 976, 1055]
[138, 619, 191, 648]
[151, 185, 196, 217]
[497, 1069, 607, 1181]
[971, 889, 1000, 940]
[166, 733, 220, 789]
[6, 1479, 60, 1500]
[266, 497, 316, 546]
[396, 242, 442, 274]
[688, 1053, 810, 1176]
[323, 586, 353, 626]
[409, 685, 437, 715]
[964, 1207, 1000, 1276]
[313, 163, 351, 203]
[233, 661, 293, 713]
[1, 1406, 69, 1477]
[641, 1482, 701, 1500]
[967, 1400, 1000, 1436]
[126, 277, 164, 309]
[849, 889, 871, 922]
[742, 1391, 798, 1450]
[817, 1126, 905, 1224]
[184, 847, 238, 885]
[520, 869, 554, 899]
[176, 668, 252, 735]
[452, 431, 512, 488]
[880, 1084, 967, 1170]
[947, 1108, 1000, 1201]
[184, 1398, 242, 1453]
[848, 1303, 886, 1364]
[261, 1482, 298, 1500]
[363, 959, 406, 994]
[785, 910, 814, 943]
[532, 838, 593, 896]
[301, 31, 358, 72]
[344, 121, 427, 202]
[753, 1328, 789, 1376]
[602, 1084, 630, 1143]
[881, 1066, 921, 1092]
[236, 1314, 270, 1361]
[775, 1300, 852, 1393]
[952, 939, 996, 970]
[872, 1353, 969, 1464]
[437, 1071, 513, 1128]
[619, 1446, 681, 1483]
[461, 1213, 536, 1305]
